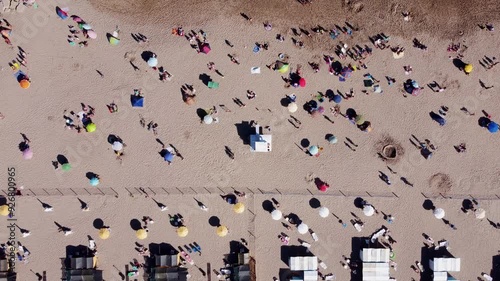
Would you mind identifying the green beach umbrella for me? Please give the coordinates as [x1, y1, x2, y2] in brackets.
[62, 163, 71, 171]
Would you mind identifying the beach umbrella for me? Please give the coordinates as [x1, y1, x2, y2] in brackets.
[297, 223, 308, 234]
[288, 102, 298, 113]
[277, 63, 289, 73]
[71, 15, 83, 22]
[271, 209, 282, 220]
[318, 106, 325, 114]
[112, 141, 123, 151]
[22, 148, 33, 160]
[311, 110, 321, 118]
[56, 6, 68, 20]
[299, 78, 306, 87]
[233, 202, 245, 214]
[163, 151, 174, 163]
[464, 64, 473, 74]
[19, 79, 30, 89]
[81, 23, 92, 30]
[89, 177, 100, 186]
[319, 206, 329, 218]
[147, 57, 158, 67]
[108, 36, 120, 45]
[136, 229, 148, 240]
[98, 228, 110, 240]
[333, 95, 342, 103]
[487, 122, 499, 133]
[308, 145, 319, 156]
[203, 115, 213, 124]
[318, 183, 329, 192]
[200, 43, 211, 54]
[131, 95, 144, 107]
[433, 208, 445, 219]
[177, 226, 188, 237]
[355, 115, 365, 125]
[207, 81, 219, 89]
[474, 208, 486, 219]
[328, 135, 338, 144]
[392, 51, 404, 59]
[216, 225, 228, 237]
[184, 96, 195, 105]
[363, 204, 375, 217]
[0, 205, 10, 216]
[62, 163, 71, 171]
[340, 67, 352, 78]
[86, 123, 96, 132]
[86, 30, 97, 39]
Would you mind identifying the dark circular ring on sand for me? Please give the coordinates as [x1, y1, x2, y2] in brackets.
[382, 145, 397, 159]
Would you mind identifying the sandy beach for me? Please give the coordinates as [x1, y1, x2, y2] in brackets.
[0, 0, 500, 280]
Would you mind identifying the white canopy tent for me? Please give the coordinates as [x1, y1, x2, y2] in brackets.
[289, 256, 318, 271]
[291, 270, 319, 281]
[361, 248, 390, 263]
[362, 262, 390, 281]
[430, 258, 461, 272]
[250, 125, 272, 152]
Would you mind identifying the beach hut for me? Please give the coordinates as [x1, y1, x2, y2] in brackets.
[0, 257, 16, 280]
[250, 125, 272, 152]
[131, 95, 144, 107]
[289, 256, 318, 281]
[65, 256, 99, 281]
[360, 248, 391, 281]
[430, 258, 461, 272]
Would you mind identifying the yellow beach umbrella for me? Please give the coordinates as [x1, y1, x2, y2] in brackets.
[86, 123, 96, 133]
[0, 205, 9, 216]
[233, 202, 245, 214]
[216, 225, 228, 237]
[177, 226, 188, 237]
[136, 229, 147, 240]
[464, 64, 473, 73]
[98, 228, 110, 240]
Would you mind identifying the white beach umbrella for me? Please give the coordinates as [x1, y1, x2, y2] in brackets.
[112, 141, 123, 151]
[287, 102, 298, 113]
[297, 223, 308, 234]
[271, 209, 282, 220]
[203, 115, 213, 124]
[433, 208, 445, 219]
[363, 204, 375, 217]
[474, 208, 486, 219]
[319, 206, 329, 218]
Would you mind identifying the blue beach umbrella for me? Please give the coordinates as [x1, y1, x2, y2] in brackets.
[308, 145, 319, 156]
[131, 95, 144, 107]
[333, 95, 342, 104]
[163, 151, 174, 163]
[89, 177, 100, 186]
[488, 122, 499, 133]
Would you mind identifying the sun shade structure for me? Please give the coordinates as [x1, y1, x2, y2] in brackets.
[430, 258, 461, 272]
[361, 248, 391, 281]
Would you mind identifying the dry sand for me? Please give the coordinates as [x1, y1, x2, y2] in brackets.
[0, 0, 500, 280]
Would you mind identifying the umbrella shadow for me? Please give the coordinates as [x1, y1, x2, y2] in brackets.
[85, 172, 98, 180]
[107, 134, 122, 145]
[93, 218, 104, 229]
[346, 108, 357, 119]
[141, 51, 154, 62]
[196, 108, 208, 120]
[199, 73, 212, 86]
[77, 198, 88, 210]
[461, 199, 474, 213]
[354, 197, 366, 209]
[130, 219, 142, 231]
[208, 216, 220, 227]
[300, 138, 310, 148]
[280, 97, 291, 107]
[422, 199, 435, 210]
[262, 200, 274, 213]
[325, 133, 334, 141]
[478, 116, 491, 127]
[37, 198, 52, 209]
[56, 154, 69, 164]
[452, 58, 466, 71]
[308, 198, 321, 209]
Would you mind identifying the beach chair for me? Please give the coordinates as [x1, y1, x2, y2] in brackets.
[324, 274, 335, 280]
[88, 239, 96, 251]
[207, 81, 219, 89]
[180, 251, 194, 265]
[300, 241, 311, 248]
[192, 242, 202, 255]
[311, 232, 319, 242]
[319, 260, 327, 269]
